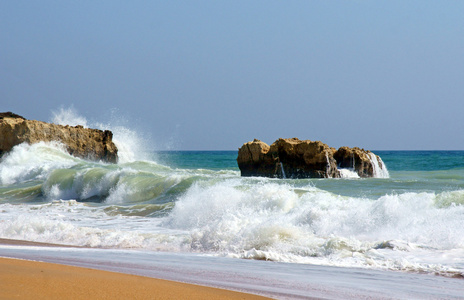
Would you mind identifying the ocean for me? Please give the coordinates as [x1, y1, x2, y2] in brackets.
[1, 142, 464, 275]
[1, 121, 464, 298]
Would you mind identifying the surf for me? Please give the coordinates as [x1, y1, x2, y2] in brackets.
[1, 108, 464, 278]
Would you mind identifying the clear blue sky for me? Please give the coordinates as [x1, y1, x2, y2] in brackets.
[2, 1, 464, 150]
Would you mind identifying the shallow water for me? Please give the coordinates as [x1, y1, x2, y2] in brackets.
[1, 244, 463, 299]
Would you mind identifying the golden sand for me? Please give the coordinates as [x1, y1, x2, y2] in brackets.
[0, 257, 272, 300]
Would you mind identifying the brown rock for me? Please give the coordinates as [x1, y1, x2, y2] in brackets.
[237, 139, 274, 177]
[333, 146, 376, 177]
[269, 138, 339, 178]
[0, 113, 118, 163]
[237, 138, 388, 178]
[0, 112, 25, 120]
[237, 138, 339, 178]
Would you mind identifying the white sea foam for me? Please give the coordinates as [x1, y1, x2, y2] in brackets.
[0, 200, 180, 249]
[0, 142, 78, 185]
[0, 124, 463, 277]
[0, 140, 188, 205]
[338, 168, 360, 178]
[165, 179, 464, 275]
[1, 174, 464, 276]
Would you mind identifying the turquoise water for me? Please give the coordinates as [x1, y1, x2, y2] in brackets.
[158, 150, 464, 199]
[4, 148, 464, 204]
[155, 150, 464, 172]
[157, 150, 464, 172]
[378, 150, 464, 171]
[155, 151, 238, 170]
[158, 150, 464, 195]
[1, 143, 464, 277]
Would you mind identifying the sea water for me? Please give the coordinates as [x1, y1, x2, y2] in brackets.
[1, 117, 464, 282]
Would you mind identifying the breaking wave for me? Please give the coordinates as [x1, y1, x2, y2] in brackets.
[0, 141, 463, 277]
[0, 107, 463, 277]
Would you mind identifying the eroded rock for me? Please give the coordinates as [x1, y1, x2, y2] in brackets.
[237, 138, 388, 178]
[0, 112, 118, 163]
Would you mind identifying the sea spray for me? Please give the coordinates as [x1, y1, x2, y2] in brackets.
[51, 106, 89, 128]
[50, 106, 154, 163]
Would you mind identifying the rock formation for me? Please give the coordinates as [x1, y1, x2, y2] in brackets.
[237, 138, 388, 178]
[236, 139, 273, 177]
[333, 146, 387, 178]
[0, 112, 118, 163]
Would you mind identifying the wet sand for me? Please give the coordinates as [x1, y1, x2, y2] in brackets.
[0, 239, 271, 300]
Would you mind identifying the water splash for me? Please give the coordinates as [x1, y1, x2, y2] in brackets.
[51, 106, 88, 128]
[280, 162, 287, 179]
[369, 153, 390, 178]
[339, 168, 360, 179]
[2, 148, 464, 277]
[338, 153, 360, 179]
[103, 125, 149, 163]
[325, 151, 332, 178]
[49, 106, 153, 163]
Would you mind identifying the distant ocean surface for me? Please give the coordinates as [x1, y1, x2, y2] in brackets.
[1, 137, 464, 279]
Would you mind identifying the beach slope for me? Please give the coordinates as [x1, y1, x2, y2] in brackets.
[0, 257, 271, 300]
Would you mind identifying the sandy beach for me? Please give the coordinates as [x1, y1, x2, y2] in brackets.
[2, 238, 464, 299]
[0, 239, 271, 300]
[0, 258, 270, 300]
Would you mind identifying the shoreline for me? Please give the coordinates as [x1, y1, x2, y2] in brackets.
[0, 238, 272, 300]
[0, 238, 84, 248]
[0, 257, 271, 300]
[2, 238, 464, 299]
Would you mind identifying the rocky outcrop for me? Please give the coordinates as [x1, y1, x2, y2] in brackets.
[0, 112, 118, 163]
[333, 146, 387, 178]
[236, 139, 273, 177]
[237, 138, 388, 178]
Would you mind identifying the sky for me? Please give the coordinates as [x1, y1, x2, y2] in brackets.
[1, 1, 464, 150]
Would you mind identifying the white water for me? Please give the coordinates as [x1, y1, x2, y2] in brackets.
[336, 152, 360, 178]
[0, 142, 79, 186]
[280, 162, 286, 179]
[50, 107, 153, 163]
[51, 106, 89, 128]
[369, 152, 390, 178]
[2, 146, 463, 278]
[325, 151, 332, 178]
[0, 107, 462, 279]
[167, 181, 464, 276]
[338, 168, 360, 178]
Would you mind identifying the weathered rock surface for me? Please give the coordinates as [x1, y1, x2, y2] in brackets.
[237, 139, 273, 177]
[333, 146, 386, 178]
[237, 138, 388, 178]
[0, 112, 118, 163]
